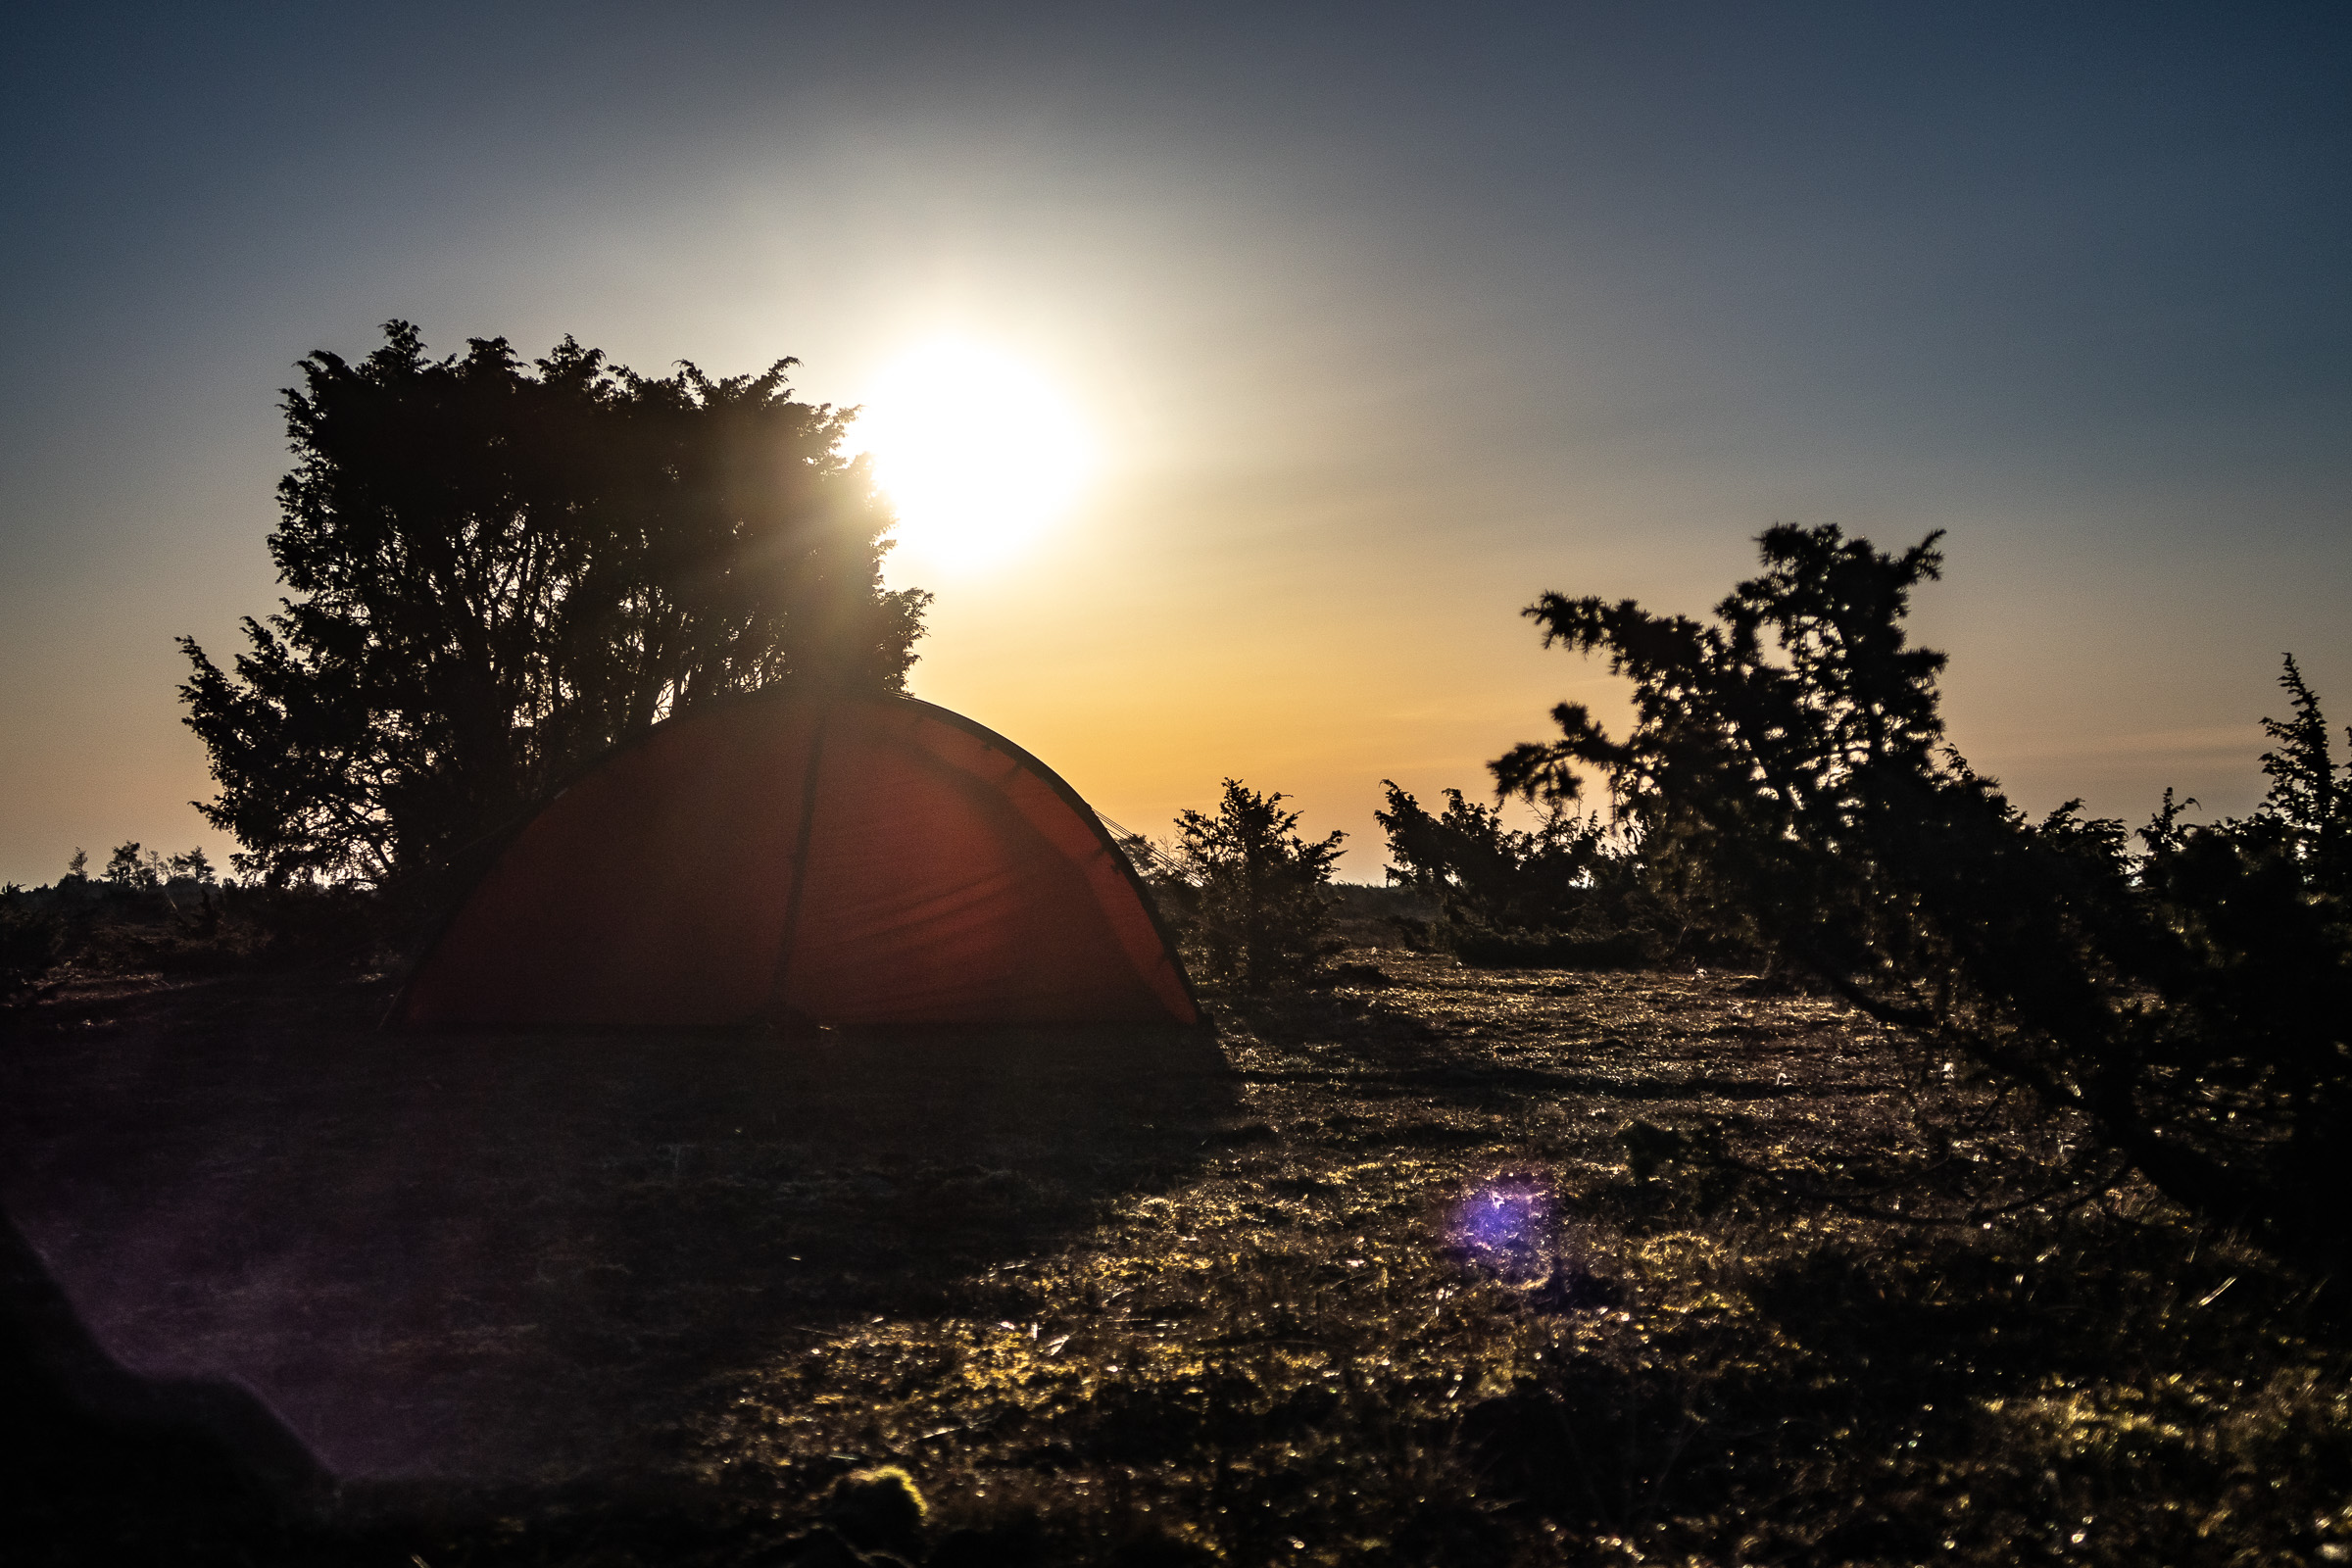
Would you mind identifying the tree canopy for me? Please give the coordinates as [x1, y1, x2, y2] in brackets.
[180, 322, 928, 892]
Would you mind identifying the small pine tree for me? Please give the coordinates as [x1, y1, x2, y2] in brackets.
[104, 842, 162, 892]
[167, 847, 219, 887]
[2258, 653, 2349, 891]
[1157, 780, 1346, 995]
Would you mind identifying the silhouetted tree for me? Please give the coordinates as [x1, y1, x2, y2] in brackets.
[1150, 780, 1345, 995]
[2257, 653, 2348, 886]
[103, 842, 163, 892]
[180, 321, 928, 893]
[1497, 524, 2351, 1262]
[166, 848, 218, 888]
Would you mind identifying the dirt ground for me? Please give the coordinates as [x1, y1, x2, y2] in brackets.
[3, 951, 2346, 1565]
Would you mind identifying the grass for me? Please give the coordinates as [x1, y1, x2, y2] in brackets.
[2, 945, 2346, 1564]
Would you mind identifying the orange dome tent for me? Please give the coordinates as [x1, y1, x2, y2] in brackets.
[395, 693, 1199, 1029]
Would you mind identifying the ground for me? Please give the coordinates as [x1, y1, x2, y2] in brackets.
[2, 947, 2345, 1565]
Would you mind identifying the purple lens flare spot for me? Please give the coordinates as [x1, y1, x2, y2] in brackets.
[1449, 1172, 1557, 1280]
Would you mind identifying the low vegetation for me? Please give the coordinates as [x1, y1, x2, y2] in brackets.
[6, 944, 2346, 1565]
[0, 842, 388, 1001]
[684, 959, 2350, 1567]
[1373, 785, 1658, 967]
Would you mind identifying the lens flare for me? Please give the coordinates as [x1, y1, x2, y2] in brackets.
[1450, 1174, 1554, 1282]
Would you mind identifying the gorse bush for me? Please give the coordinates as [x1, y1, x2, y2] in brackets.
[1498, 522, 2352, 1264]
[1142, 779, 1345, 996]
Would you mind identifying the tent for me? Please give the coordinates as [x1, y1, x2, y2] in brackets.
[395, 693, 1199, 1029]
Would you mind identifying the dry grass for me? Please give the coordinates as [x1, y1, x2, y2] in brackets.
[3, 951, 2346, 1564]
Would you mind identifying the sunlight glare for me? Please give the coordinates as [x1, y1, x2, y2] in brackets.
[857, 339, 1094, 569]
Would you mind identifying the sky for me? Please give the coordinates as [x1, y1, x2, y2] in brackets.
[3, 2, 2347, 886]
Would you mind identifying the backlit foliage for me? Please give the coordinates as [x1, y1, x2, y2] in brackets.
[1497, 525, 2352, 1267]
[179, 321, 928, 893]
[1146, 779, 1346, 995]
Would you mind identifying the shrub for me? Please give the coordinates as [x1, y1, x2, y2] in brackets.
[1374, 781, 1706, 964]
[0, 893, 68, 998]
[1142, 780, 1346, 996]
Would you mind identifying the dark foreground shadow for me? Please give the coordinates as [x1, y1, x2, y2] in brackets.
[0, 980, 1235, 1489]
[0, 1207, 333, 1563]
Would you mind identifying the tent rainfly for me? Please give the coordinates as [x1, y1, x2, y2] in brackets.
[394, 693, 1199, 1029]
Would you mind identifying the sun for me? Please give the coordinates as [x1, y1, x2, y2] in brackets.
[855, 338, 1095, 569]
